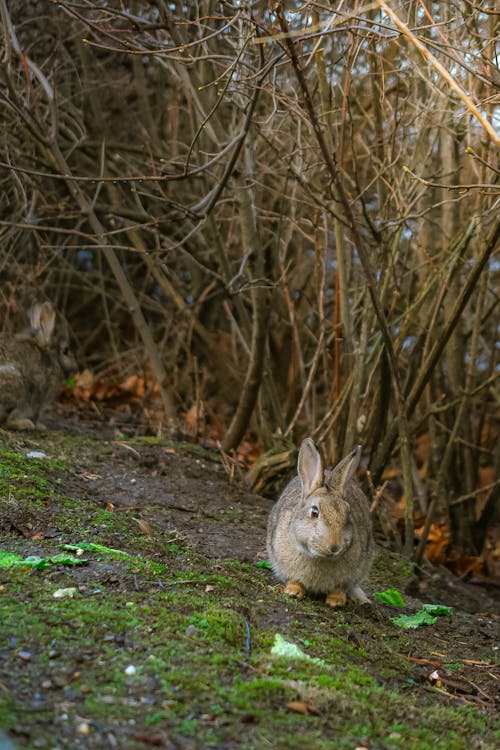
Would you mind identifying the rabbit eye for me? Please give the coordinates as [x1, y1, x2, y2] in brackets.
[310, 505, 319, 519]
[61, 346, 70, 355]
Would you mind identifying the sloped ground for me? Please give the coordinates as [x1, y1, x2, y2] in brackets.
[0, 421, 498, 750]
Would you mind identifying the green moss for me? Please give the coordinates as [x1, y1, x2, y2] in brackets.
[187, 607, 245, 645]
[0, 696, 16, 729]
[145, 709, 173, 725]
[370, 547, 412, 588]
[0, 448, 64, 505]
[177, 717, 199, 735]
[92, 508, 116, 525]
[0, 433, 497, 750]
[230, 677, 289, 710]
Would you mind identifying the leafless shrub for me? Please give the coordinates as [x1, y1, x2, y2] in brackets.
[1, 1, 498, 560]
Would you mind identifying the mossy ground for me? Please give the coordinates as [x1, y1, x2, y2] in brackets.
[0, 429, 498, 749]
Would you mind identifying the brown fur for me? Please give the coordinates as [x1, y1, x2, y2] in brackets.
[267, 438, 374, 606]
[0, 302, 77, 430]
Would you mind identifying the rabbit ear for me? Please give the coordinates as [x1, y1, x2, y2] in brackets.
[328, 445, 362, 492]
[30, 302, 56, 346]
[298, 438, 324, 496]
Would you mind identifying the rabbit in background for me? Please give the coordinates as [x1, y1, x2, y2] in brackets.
[0, 301, 77, 430]
[267, 438, 374, 608]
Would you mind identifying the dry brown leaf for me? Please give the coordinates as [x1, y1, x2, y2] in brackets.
[120, 374, 147, 398]
[237, 437, 263, 466]
[406, 655, 444, 667]
[92, 380, 120, 401]
[446, 555, 484, 578]
[285, 700, 320, 716]
[183, 403, 206, 437]
[80, 471, 102, 480]
[415, 432, 430, 468]
[476, 465, 495, 520]
[382, 467, 399, 480]
[130, 733, 164, 747]
[482, 524, 500, 577]
[69, 368, 94, 399]
[415, 522, 450, 561]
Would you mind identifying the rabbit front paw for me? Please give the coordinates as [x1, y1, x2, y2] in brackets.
[325, 590, 347, 608]
[284, 581, 305, 599]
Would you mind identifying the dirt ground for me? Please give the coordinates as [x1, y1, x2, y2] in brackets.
[0, 404, 499, 749]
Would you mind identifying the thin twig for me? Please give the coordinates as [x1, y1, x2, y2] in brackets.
[376, 0, 500, 146]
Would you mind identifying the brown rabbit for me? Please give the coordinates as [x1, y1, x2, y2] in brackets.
[0, 302, 77, 430]
[267, 438, 374, 607]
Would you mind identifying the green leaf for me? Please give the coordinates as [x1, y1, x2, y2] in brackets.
[61, 542, 127, 556]
[53, 587, 77, 599]
[0, 551, 23, 568]
[16, 556, 51, 570]
[373, 588, 406, 607]
[256, 561, 273, 569]
[271, 634, 326, 665]
[49, 553, 87, 566]
[422, 603, 453, 616]
[392, 610, 438, 629]
[0, 549, 87, 570]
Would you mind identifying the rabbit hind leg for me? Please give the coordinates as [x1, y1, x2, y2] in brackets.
[284, 581, 305, 599]
[6, 416, 36, 430]
[5, 405, 36, 431]
[0, 375, 35, 429]
[325, 590, 347, 608]
[348, 586, 370, 604]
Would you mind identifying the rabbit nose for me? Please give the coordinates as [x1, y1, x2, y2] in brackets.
[329, 543, 340, 556]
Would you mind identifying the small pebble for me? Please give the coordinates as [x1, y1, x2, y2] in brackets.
[26, 451, 47, 459]
[124, 664, 136, 676]
[0, 729, 22, 750]
[18, 650, 32, 662]
[75, 721, 90, 735]
[53, 588, 77, 599]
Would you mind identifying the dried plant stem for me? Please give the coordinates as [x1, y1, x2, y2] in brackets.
[285, 328, 325, 439]
[222, 144, 269, 453]
[376, 0, 500, 146]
